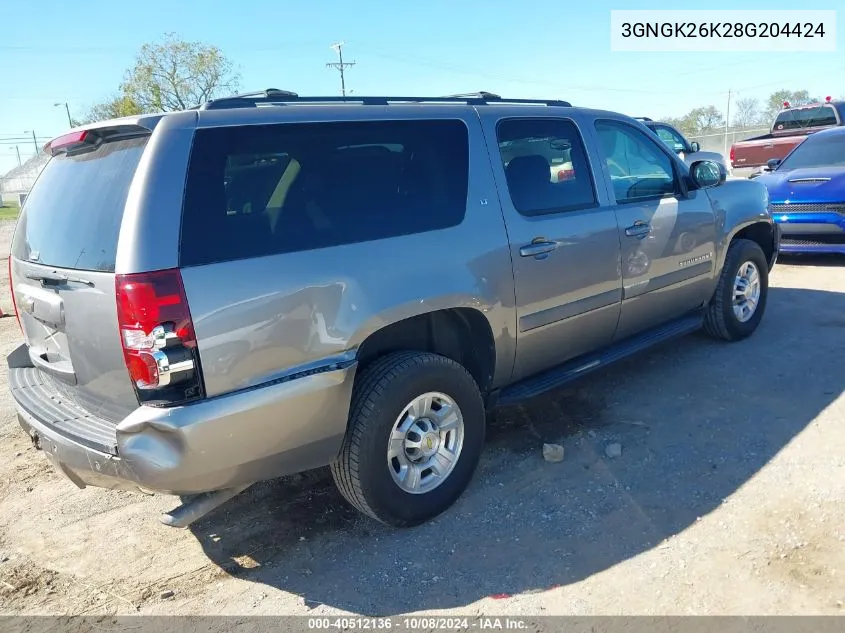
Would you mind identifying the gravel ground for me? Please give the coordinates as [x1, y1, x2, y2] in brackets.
[0, 226, 842, 615]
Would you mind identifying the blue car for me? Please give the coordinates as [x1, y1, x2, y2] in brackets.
[755, 127, 845, 255]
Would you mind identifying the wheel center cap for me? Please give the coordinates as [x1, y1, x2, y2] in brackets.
[420, 431, 440, 458]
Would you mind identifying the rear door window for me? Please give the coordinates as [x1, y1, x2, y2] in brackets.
[495, 118, 597, 216]
[11, 137, 148, 272]
[179, 120, 470, 266]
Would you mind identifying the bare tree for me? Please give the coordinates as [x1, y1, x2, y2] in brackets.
[733, 97, 762, 128]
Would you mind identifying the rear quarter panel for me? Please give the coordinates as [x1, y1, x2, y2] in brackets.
[180, 110, 517, 398]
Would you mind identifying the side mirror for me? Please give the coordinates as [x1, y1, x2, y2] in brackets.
[767, 158, 782, 171]
[690, 141, 701, 153]
[690, 160, 726, 189]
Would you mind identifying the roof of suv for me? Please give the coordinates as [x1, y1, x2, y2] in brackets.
[65, 90, 581, 136]
[57, 90, 651, 150]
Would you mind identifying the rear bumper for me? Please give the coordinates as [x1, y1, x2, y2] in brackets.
[9, 344, 357, 494]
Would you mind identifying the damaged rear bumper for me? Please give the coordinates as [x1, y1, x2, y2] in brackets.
[10, 344, 357, 495]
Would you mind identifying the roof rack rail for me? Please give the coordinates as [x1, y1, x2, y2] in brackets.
[200, 88, 300, 110]
[634, 117, 653, 121]
[200, 89, 571, 110]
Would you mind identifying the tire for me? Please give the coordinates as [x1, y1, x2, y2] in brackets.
[704, 238, 769, 342]
[331, 351, 485, 527]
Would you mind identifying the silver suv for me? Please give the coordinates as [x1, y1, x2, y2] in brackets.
[7, 90, 778, 529]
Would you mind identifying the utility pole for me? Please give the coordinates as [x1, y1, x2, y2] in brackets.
[24, 130, 38, 154]
[8, 146, 21, 166]
[55, 102, 73, 127]
[724, 89, 731, 161]
[326, 42, 356, 97]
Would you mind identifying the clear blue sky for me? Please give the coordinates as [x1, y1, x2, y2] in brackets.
[1, 0, 842, 174]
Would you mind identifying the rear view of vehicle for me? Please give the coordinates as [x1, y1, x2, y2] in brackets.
[7, 117, 209, 485]
[731, 98, 845, 170]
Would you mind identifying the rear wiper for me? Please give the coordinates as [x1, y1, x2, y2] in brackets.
[26, 272, 95, 287]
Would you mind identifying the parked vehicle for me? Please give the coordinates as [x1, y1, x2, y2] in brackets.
[754, 126, 845, 254]
[7, 90, 779, 529]
[730, 98, 845, 170]
[636, 117, 728, 172]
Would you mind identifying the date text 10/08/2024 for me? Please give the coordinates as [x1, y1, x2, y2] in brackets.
[308, 617, 529, 630]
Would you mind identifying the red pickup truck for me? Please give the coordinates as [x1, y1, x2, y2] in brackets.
[730, 98, 845, 170]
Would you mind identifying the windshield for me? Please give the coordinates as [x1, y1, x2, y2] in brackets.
[779, 133, 845, 170]
[11, 136, 148, 272]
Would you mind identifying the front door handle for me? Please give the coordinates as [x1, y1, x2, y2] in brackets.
[519, 240, 559, 258]
[624, 223, 652, 239]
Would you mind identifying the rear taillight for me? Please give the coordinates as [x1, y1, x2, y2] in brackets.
[115, 269, 204, 406]
[7, 257, 22, 333]
[729, 145, 735, 164]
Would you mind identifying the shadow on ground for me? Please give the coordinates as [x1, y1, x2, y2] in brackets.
[189, 286, 845, 615]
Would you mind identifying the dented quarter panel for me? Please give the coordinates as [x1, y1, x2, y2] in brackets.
[181, 109, 517, 398]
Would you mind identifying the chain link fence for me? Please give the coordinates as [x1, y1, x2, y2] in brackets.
[687, 127, 770, 156]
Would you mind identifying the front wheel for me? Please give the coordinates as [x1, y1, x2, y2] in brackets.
[704, 238, 769, 341]
[331, 352, 485, 527]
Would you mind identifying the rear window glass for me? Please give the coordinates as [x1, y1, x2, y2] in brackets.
[180, 120, 469, 266]
[11, 137, 148, 272]
[774, 105, 838, 131]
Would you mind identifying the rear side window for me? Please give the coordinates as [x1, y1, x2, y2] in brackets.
[774, 105, 838, 131]
[11, 137, 148, 272]
[180, 120, 469, 266]
[496, 118, 597, 216]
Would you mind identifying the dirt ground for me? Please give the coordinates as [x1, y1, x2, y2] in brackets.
[0, 223, 843, 615]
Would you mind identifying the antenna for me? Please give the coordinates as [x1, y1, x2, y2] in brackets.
[326, 42, 356, 97]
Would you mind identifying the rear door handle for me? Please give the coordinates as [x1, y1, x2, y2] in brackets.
[624, 223, 652, 239]
[519, 240, 559, 258]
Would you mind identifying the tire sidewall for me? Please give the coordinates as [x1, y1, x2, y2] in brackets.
[720, 241, 769, 339]
[357, 358, 485, 525]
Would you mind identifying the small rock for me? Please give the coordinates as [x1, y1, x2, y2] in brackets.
[140, 588, 152, 600]
[159, 590, 174, 599]
[15, 451, 22, 457]
[605, 443, 622, 458]
[587, 430, 597, 439]
[542, 443, 565, 463]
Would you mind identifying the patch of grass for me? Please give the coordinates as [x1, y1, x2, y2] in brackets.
[0, 201, 20, 221]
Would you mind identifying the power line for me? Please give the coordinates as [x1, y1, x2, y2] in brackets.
[326, 42, 356, 97]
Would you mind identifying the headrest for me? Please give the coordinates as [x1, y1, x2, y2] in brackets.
[506, 155, 550, 188]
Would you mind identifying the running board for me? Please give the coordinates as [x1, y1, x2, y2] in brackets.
[160, 484, 253, 528]
[498, 313, 703, 406]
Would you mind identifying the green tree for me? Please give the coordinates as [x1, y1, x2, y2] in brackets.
[83, 95, 144, 124]
[83, 34, 240, 122]
[763, 89, 816, 123]
[681, 105, 724, 136]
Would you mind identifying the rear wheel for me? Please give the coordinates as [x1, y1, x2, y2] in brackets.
[331, 351, 485, 527]
[704, 238, 769, 341]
